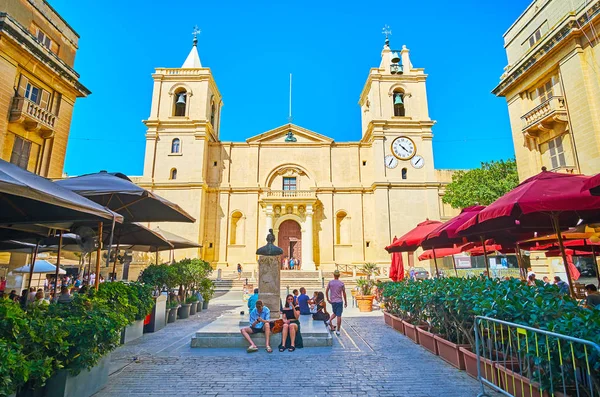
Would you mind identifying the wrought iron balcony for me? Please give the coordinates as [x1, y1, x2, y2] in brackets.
[521, 96, 568, 134]
[10, 97, 57, 136]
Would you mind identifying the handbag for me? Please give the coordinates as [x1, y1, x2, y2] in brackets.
[309, 304, 318, 314]
[270, 319, 284, 334]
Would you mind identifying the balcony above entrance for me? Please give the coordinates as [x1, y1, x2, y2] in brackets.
[260, 189, 318, 213]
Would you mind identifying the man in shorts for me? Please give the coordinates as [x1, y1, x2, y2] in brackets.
[240, 300, 272, 353]
[326, 270, 347, 336]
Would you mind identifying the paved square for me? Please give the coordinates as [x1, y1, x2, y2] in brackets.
[95, 291, 496, 396]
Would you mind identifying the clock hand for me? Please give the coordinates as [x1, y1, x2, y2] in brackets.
[399, 144, 409, 153]
[415, 158, 421, 165]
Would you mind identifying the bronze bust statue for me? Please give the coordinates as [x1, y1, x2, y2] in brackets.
[256, 228, 283, 256]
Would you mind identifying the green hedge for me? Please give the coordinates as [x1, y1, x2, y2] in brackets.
[381, 277, 600, 347]
[0, 282, 155, 396]
[381, 277, 600, 393]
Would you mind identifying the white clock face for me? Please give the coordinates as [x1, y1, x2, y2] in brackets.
[411, 155, 425, 169]
[391, 136, 416, 160]
[384, 155, 398, 169]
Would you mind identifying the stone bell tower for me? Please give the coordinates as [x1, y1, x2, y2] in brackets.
[142, 30, 223, 185]
[359, 33, 436, 183]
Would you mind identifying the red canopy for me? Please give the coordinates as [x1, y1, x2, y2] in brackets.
[581, 173, 600, 196]
[468, 244, 510, 256]
[418, 243, 473, 261]
[545, 249, 593, 257]
[385, 219, 443, 253]
[458, 171, 600, 236]
[421, 205, 485, 249]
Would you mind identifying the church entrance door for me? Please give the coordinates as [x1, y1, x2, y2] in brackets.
[278, 220, 302, 265]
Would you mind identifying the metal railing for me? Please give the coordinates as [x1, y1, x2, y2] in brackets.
[475, 316, 600, 397]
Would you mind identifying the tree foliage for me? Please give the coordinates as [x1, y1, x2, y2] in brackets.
[442, 159, 519, 209]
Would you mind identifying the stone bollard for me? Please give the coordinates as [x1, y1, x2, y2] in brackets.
[217, 268, 222, 281]
[352, 267, 357, 278]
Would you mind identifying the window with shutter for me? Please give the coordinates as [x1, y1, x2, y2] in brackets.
[17, 75, 29, 97]
[10, 136, 32, 170]
[40, 90, 50, 110]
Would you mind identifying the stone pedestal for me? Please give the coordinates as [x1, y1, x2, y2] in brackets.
[258, 255, 280, 318]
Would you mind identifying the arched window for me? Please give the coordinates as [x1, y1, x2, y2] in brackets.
[336, 211, 351, 245]
[171, 138, 180, 154]
[170, 168, 177, 180]
[230, 211, 245, 245]
[402, 168, 407, 180]
[210, 97, 216, 127]
[173, 89, 187, 116]
[393, 91, 405, 117]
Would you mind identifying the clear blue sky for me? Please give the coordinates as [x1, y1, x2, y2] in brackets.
[51, 0, 532, 176]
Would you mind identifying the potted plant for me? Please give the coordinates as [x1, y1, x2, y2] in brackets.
[167, 300, 179, 323]
[355, 278, 376, 312]
[199, 278, 215, 310]
[187, 295, 198, 315]
[139, 264, 169, 333]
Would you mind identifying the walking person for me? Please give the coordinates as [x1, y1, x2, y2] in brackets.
[237, 263, 243, 280]
[326, 270, 347, 336]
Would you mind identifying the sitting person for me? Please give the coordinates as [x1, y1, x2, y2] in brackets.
[240, 300, 272, 353]
[585, 284, 600, 309]
[279, 294, 303, 352]
[32, 290, 49, 307]
[554, 276, 569, 295]
[54, 286, 72, 304]
[312, 291, 329, 323]
[297, 287, 311, 315]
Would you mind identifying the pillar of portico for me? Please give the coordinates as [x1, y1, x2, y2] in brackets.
[265, 204, 274, 236]
[302, 205, 315, 270]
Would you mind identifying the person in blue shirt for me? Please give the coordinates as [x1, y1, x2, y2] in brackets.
[247, 288, 259, 311]
[289, 257, 295, 270]
[297, 287, 311, 315]
[241, 300, 272, 353]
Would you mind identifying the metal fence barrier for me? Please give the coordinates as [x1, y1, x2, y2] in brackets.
[475, 316, 600, 397]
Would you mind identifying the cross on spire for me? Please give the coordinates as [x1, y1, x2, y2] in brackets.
[192, 25, 201, 46]
[382, 25, 391, 46]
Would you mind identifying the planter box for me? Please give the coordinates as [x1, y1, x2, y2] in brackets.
[384, 311, 393, 326]
[434, 335, 470, 370]
[121, 319, 144, 344]
[189, 302, 197, 315]
[143, 295, 167, 333]
[202, 300, 209, 310]
[19, 354, 111, 397]
[196, 301, 202, 312]
[416, 327, 438, 355]
[495, 363, 545, 397]
[460, 347, 500, 386]
[178, 303, 191, 319]
[402, 320, 426, 344]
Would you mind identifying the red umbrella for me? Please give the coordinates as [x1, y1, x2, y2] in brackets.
[545, 249, 593, 257]
[422, 206, 485, 249]
[385, 219, 443, 253]
[468, 244, 511, 256]
[389, 246, 404, 282]
[418, 243, 473, 261]
[458, 170, 600, 295]
[581, 173, 600, 196]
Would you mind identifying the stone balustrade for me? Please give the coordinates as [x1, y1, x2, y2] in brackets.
[265, 190, 314, 198]
[521, 96, 567, 132]
[10, 96, 56, 132]
[155, 68, 207, 75]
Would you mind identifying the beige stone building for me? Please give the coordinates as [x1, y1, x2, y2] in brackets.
[0, 0, 89, 178]
[139, 36, 457, 271]
[493, 0, 600, 181]
[494, 0, 600, 279]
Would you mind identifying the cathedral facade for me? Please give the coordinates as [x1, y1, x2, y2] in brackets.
[137, 37, 457, 271]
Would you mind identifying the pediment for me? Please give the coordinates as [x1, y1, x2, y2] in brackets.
[246, 124, 334, 144]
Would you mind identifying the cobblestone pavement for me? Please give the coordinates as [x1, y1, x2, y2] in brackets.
[95, 293, 497, 397]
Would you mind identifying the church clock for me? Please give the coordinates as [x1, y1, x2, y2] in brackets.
[391, 136, 416, 160]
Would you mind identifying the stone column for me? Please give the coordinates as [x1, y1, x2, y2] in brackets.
[265, 204, 274, 236]
[302, 205, 316, 270]
[258, 255, 280, 318]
